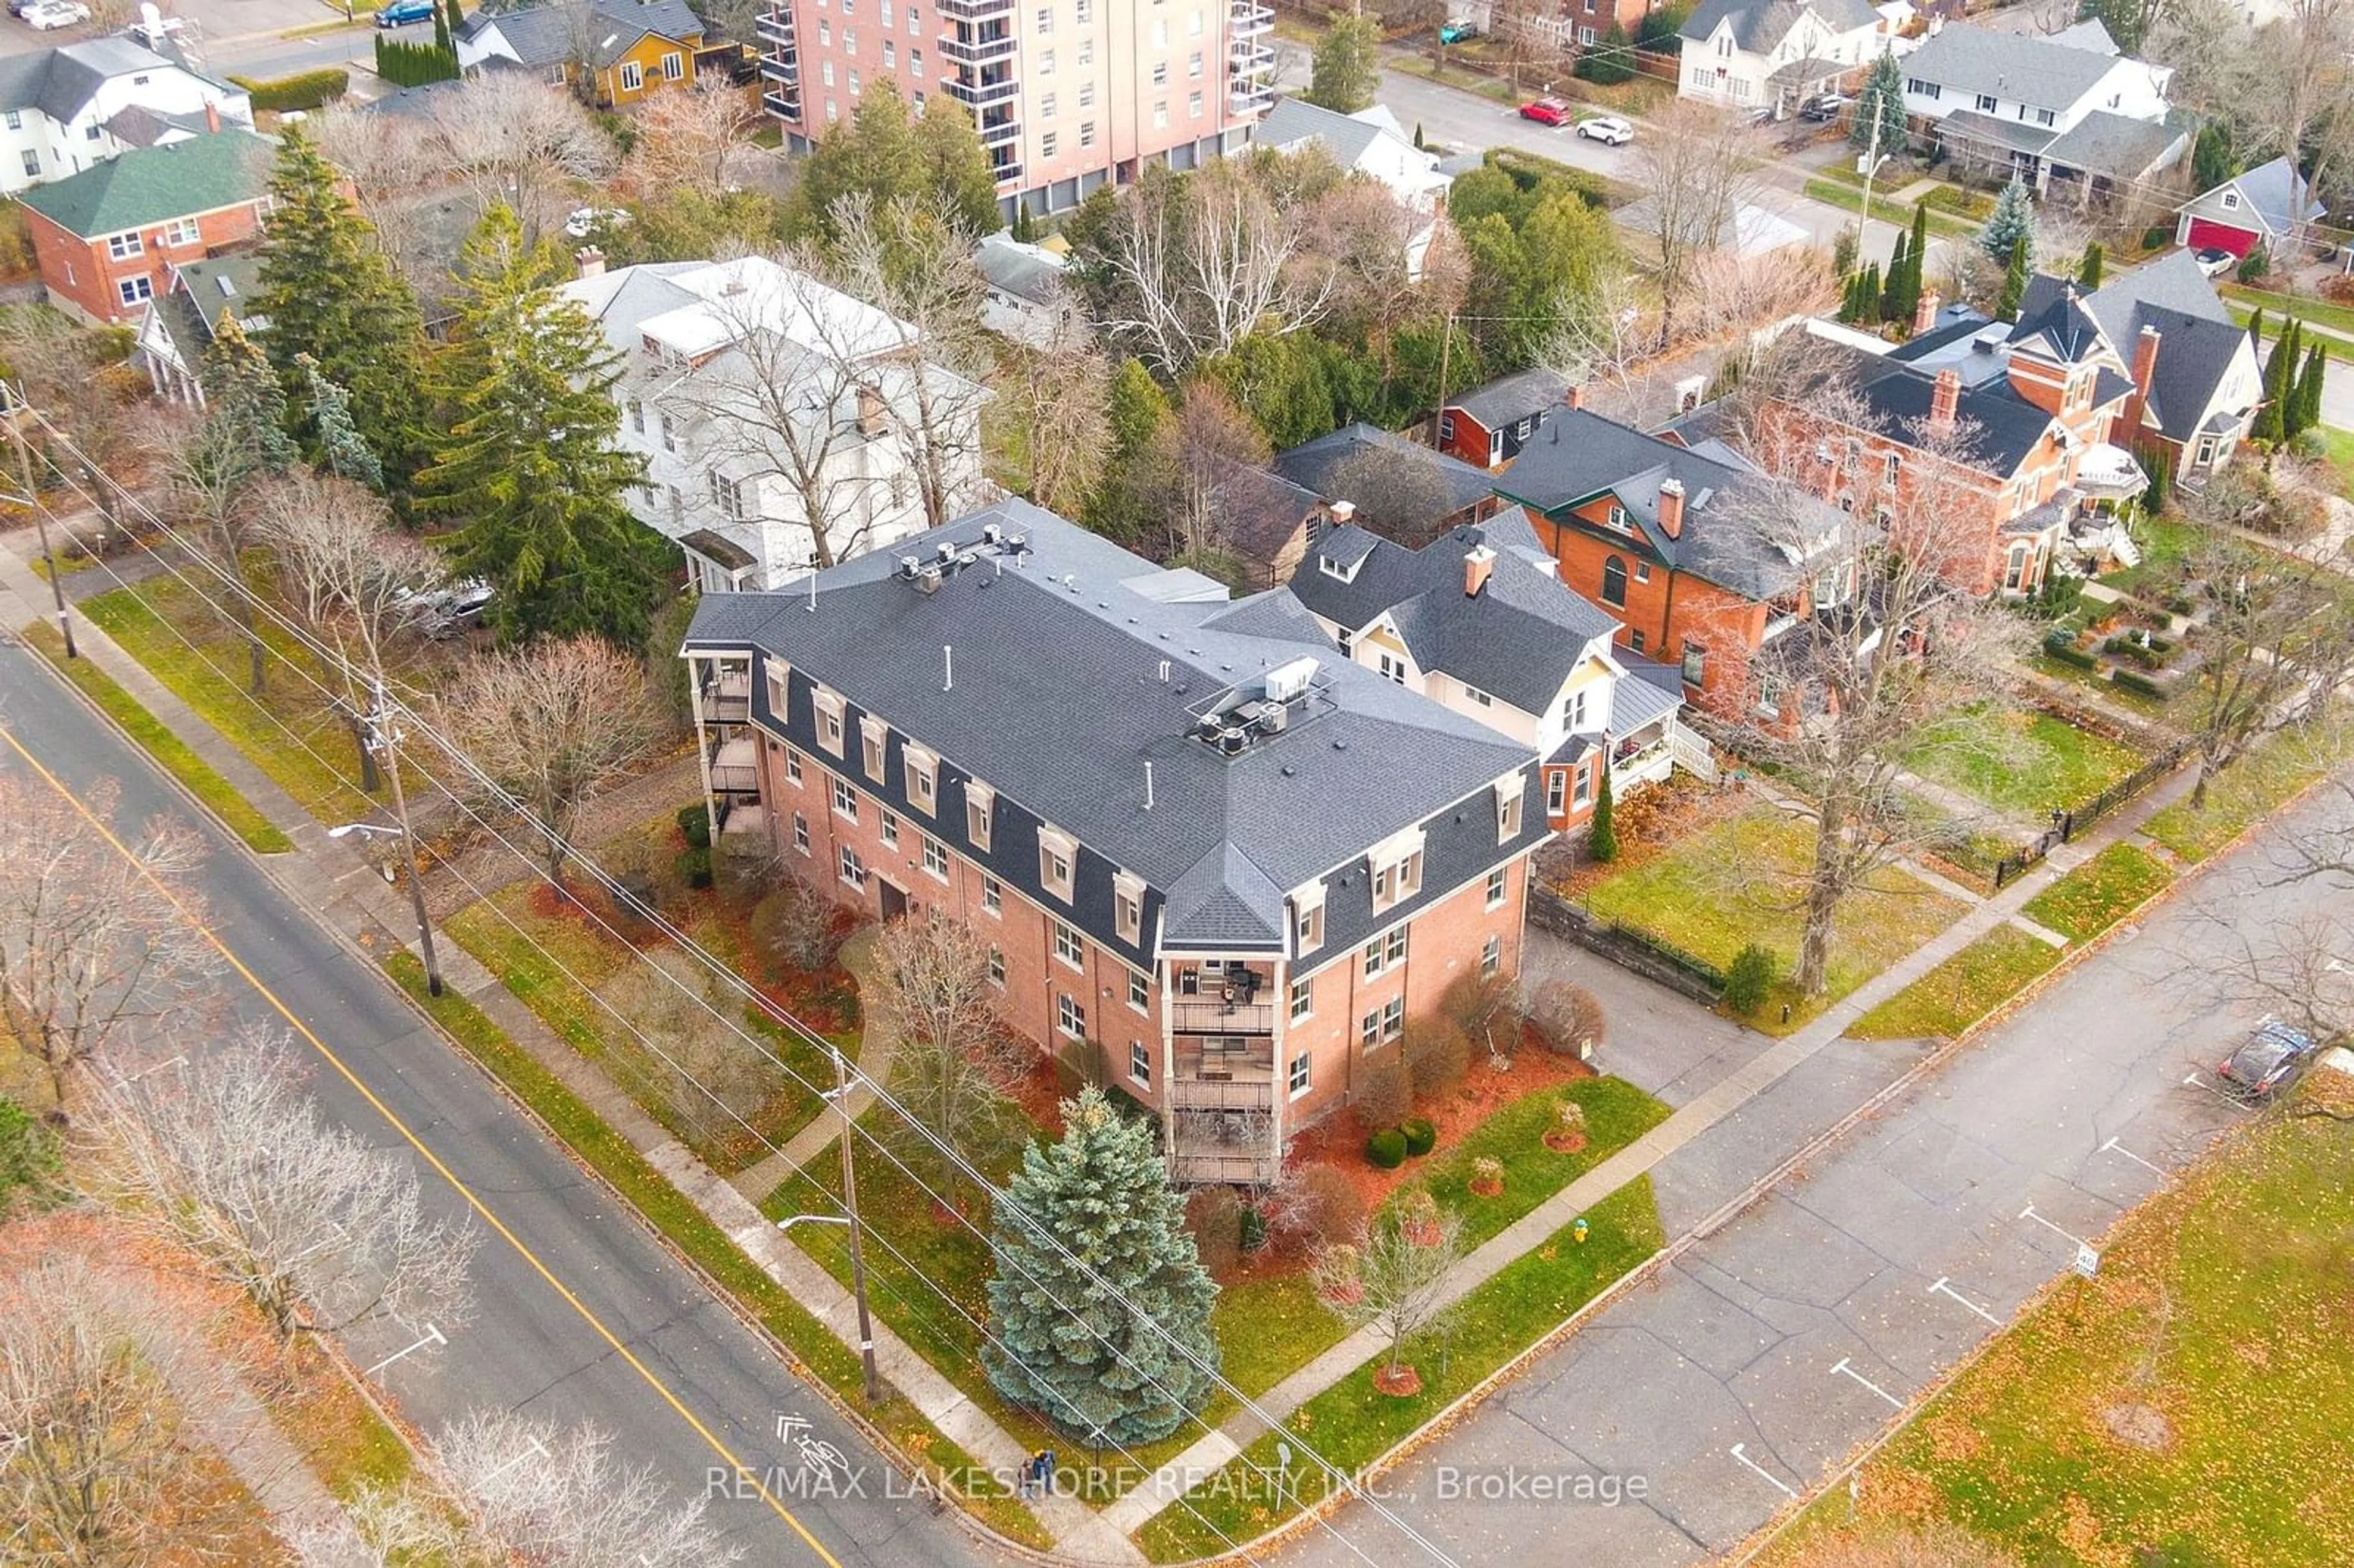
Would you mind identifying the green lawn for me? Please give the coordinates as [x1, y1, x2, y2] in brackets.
[2020, 842, 2174, 942]
[1137, 1179, 1665, 1562]
[80, 577, 379, 826]
[1905, 705, 2147, 820]
[381, 954, 1050, 1550]
[1410, 1077, 1670, 1248]
[2143, 715, 2347, 863]
[2316, 425, 2354, 500]
[23, 621, 292, 853]
[2221, 281, 2354, 339]
[2096, 511, 2200, 596]
[1757, 1104, 2354, 1568]
[2029, 652, 2175, 717]
[1801, 178, 1978, 237]
[1848, 925, 2061, 1042]
[1585, 807, 1967, 1030]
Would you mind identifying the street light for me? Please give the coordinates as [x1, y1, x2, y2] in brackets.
[2, 384, 75, 658]
[330, 800, 444, 999]
[776, 1048, 879, 1404]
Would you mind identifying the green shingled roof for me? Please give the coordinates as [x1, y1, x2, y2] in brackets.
[17, 129, 272, 240]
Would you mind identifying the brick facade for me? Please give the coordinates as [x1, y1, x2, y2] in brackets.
[27, 196, 264, 328]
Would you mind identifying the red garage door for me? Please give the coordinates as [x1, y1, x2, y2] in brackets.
[2185, 218, 2259, 257]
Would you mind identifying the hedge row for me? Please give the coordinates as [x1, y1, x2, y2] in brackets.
[229, 68, 351, 112]
[375, 37, 459, 88]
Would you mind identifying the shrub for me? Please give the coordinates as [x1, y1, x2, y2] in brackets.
[1365, 1128, 1408, 1169]
[0, 1098, 61, 1212]
[1184, 1186, 1244, 1277]
[1469, 1155, 1504, 1197]
[1402, 1020, 1471, 1103]
[2043, 631, 2099, 671]
[229, 68, 351, 112]
[1400, 1117, 1437, 1157]
[373, 37, 458, 88]
[2321, 274, 2354, 305]
[1356, 1056, 1414, 1130]
[1441, 971, 1525, 1064]
[1269, 1163, 1366, 1251]
[2036, 572, 2085, 622]
[1526, 980, 1604, 1058]
[2111, 668, 2166, 698]
[674, 846, 714, 889]
[750, 875, 839, 971]
[1722, 943, 1777, 1014]
[677, 802, 713, 848]
[1238, 1206, 1267, 1253]
[2238, 246, 2271, 284]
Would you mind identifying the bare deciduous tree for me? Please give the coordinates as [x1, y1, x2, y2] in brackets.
[995, 292, 1114, 517]
[1171, 379, 1270, 557]
[313, 105, 440, 259]
[622, 79, 757, 202]
[254, 468, 444, 690]
[0, 1254, 223, 1567]
[1087, 159, 1338, 376]
[94, 1026, 477, 1344]
[602, 945, 789, 1138]
[435, 637, 663, 882]
[426, 73, 618, 245]
[872, 913, 1025, 1195]
[0, 777, 212, 1108]
[2217, 0, 2354, 259]
[1319, 439, 1460, 547]
[1311, 1206, 1464, 1381]
[1629, 100, 1762, 343]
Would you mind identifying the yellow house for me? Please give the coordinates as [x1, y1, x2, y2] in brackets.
[455, 0, 706, 108]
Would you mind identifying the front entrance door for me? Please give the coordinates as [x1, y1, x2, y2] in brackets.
[878, 879, 908, 923]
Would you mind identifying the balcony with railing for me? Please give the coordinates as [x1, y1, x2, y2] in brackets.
[989, 155, 1023, 186]
[978, 110, 1022, 147]
[1170, 998, 1274, 1037]
[1228, 39, 1275, 72]
[708, 734, 759, 795]
[945, 70, 1019, 110]
[937, 0, 1013, 20]
[940, 25, 1016, 66]
[755, 10, 796, 45]
[1230, 0, 1273, 34]
[698, 663, 751, 722]
[1168, 1098, 1277, 1185]
[763, 86, 802, 119]
[758, 51, 800, 83]
[1228, 79, 1274, 115]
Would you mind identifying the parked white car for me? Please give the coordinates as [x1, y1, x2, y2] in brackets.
[23, 1, 90, 28]
[1577, 115, 1634, 146]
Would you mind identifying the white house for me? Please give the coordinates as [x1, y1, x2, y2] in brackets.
[0, 34, 251, 197]
[558, 253, 987, 595]
[1899, 20, 2185, 198]
[1677, 0, 1890, 115]
[1254, 98, 1452, 213]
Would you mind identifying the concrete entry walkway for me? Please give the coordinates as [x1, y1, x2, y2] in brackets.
[727, 925, 897, 1201]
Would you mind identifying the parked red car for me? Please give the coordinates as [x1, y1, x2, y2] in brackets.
[1519, 97, 1572, 126]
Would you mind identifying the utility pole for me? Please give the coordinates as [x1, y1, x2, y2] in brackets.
[1430, 312, 1455, 449]
[834, 1043, 880, 1404]
[6, 388, 75, 658]
[368, 677, 444, 997]
[1856, 113, 1883, 257]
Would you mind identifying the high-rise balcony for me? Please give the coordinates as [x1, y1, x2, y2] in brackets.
[1228, 80, 1274, 115]
[939, 27, 1017, 66]
[763, 87, 802, 120]
[944, 72, 1019, 110]
[755, 11, 796, 44]
[1228, 39, 1274, 72]
[978, 112, 1021, 147]
[1229, 1, 1273, 35]
[989, 156, 1023, 186]
[937, 0, 1013, 20]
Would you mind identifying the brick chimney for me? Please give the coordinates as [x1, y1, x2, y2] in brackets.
[1463, 543, 1496, 598]
[1567, 382, 1586, 412]
[204, 98, 220, 135]
[1930, 367, 1960, 430]
[1912, 288, 1941, 338]
[2121, 321, 2162, 441]
[856, 383, 888, 438]
[1328, 499, 1357, 528]
[574, 246, 605, 280]
[1658, 477, 1686, 541]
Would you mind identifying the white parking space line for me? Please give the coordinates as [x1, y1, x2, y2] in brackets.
[1927, 1275, 2003, 1326]
[2100, 1135, 2167, 1176]
[2182, 1071, 2256, 1111]
[1729, 1442, 1798, 1498]
[2017, 1203, 2094, 1250]
[1829, 1356, 1903, 1409]
[365, 1322, 448, 1380]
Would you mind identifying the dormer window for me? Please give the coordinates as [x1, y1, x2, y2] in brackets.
[1038, 824, 1077, 901]
[1368, 827, 1425, 913]
[1291, 881, 1327, 955]
[1495, 774, 1525, 842]
[1608, 504, 1628, 529]
[764, 658, 791, 721]
[965, 780, 994, 850]
[859, 715, 889, 781]
[1113, 870, 1145, 946]
[812, 687, 846, 755]
[903, 743, 938, 814]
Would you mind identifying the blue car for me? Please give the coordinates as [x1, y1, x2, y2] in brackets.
[1439, 19, 1477, 42]
[376, 0, 436, 26]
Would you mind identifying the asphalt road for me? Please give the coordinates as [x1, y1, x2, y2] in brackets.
[0, 639, 1002, 1568]
[1276, 790, 2344, 1567]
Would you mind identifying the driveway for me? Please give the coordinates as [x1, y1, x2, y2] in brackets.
[0, 0, 377, 82]
[1276, 788, 2336, 1567]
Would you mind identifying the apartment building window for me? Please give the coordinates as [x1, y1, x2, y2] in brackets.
[1042, 131, 1057, 156]
[1080, 119, 1096, 147]
[839, 844, 867, 886]
[625, 397, 644, 433]
[105, 231, 142, 260]
[1188, 48, 1201, 75]
[1114, 873, 1145, 945]
[1079, 80, 1095, 107]
[923, 835, 948, 879]
[844, 26, 857, 50]
[1054, 918, 1084, 969]
[981, 873, 1002, 914]
[880, 809, 900, 847]
[826, 97, 839, 120]
[822, 58, 836, 86]
[1040, 47, 1054, 70]
[658, 409, 678, 452]
[785, 747, 804, 783]
[1547, 769, 1566, 816]
[1038, 827, 1076, 900]
[1040, 91, 1056, 116]
[162, 218, 200, 247]
[883, 39, 895, 64]
[1601, 555, 1628, 607]
[1629, 629, 1646, 653]
[1292, 886, 1325, 954]
[831, 777, 860, 821]
[662, 50, 684, 78]
[1130, 1041, 1152, 1087]
[972, 944, 997, 988]
[1482, 933, 1503, 978]
[117, 276, 153, 306]
[1496, 777, 1525, 840]
[1361, 999, 1403, 1048]
[1636, 561, 1651, 583]
[1681, 641, 1707, 687]
[1129, 970, 1150, 1011]
[1189, 91, 1202, 117]
[1369, 837, 1423, 912]
[1057, 992, 1086, 1038]
[1076, 0, 1091, 16]
[792, 812, 810, 853]
[904, 745, 937, 812]
[882, 0, 891, 20]
[859, 716, 888, 780]
[1036, 4, 1051, 28]
[1289, 1051, 1311, 1098]
[1363, 926, 1406, 978]
[814, 689, 845, 754]
[820, 17, 832, 39]
[1154, 100, 1168, 128]
[848, 69, 861, 91]
[908, 4, 920, 31]
[1078, 36, 1092, 64]
[909, 46, 921, 70]
[18, 151, 36, 179]
[1151, 61, 1167, 85]
[1487, 867, 1507, 909]
[619, 60, 644, 91]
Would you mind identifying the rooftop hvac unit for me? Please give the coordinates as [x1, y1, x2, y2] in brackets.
[1263, 655, 1317, 704]
[917, 566, 942, 595]
[1258, 701, 1288, 734]
[1217, 726, 1249, 755]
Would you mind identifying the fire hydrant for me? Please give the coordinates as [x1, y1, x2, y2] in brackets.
[1572, 1217, 1590, 1245]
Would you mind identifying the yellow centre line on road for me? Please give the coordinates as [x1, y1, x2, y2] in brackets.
[0, 718, 844, 1568]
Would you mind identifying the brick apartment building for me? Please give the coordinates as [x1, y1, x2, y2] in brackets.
[18, 126, 270, 328]
[683, 501, 1549, 1182]
[755, 0, 1277, 222]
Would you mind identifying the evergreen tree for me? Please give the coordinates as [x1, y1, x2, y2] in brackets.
[1998, 235, 2030, 321]
[2255, 320, 2299, 442]
[2248, 308, 2264, 356]
[1881, 229, 1910, 321]
[1308, 9, 1383, 113]
[2192, 121, 2237, 194]
[2076, 240, 2105, 291]
[983, 1087, 1221, 1446]
[418, 204, 660, 646]
[252, 127, 428, 500]
[1849, 51, 1907, 157]
[1012, 199, 1036, 243]
[442, 0, 462, 36]
[1083, 359, 1176, 543]
[199, 315, 297, 479]
[791, 80, 1002, 246]
[1980, 178, 2035, 265]
[1859, 262, 1883, 323]
[2143, 446, 2171, 514]
[433, 1, 450, 51]
[1573, 22, 1635, 85]
[2296, 343, 2328, 436]
[1898, 201, 1929, 321]
[298, 353, 384, 492]
[1414, 122, 1426, 151]
[1588, 767, 1617, 862]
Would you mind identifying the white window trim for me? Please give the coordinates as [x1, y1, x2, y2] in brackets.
[1113, 869, 1146, 946]
[965, 778, 994, 850]
[1038, 824, 1078, 902]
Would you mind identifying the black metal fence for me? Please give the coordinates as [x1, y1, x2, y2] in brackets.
[1988, 740, 2191, 889]
[1528, 886, 1726, 1005]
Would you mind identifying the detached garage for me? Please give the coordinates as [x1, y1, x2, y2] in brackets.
[2175, 155, 2326, 259]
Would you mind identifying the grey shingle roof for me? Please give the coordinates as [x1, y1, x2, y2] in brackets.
[1273, 424, 1496, 522]
[0, 37, 219, 125]
[2181, 154, 2326, 239]
[1204, 461, 1320, 572]
[684, 501, 1537, 951]
[1900, 20, 2121, 111]
[172, 253, 264, 335]
[2040, 108, 2186, 180]
[2074, 254, 2252, 443]
[1677, 0, 1878, 51]
[1255, 96, 1390, 169]
[1449, 367, 1567, 430]
[1850, 362, 2055, 476]
[1491, 409, 1838, 602]
[459, 0, 701, 69]
[1287, 520, 1620, 717]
